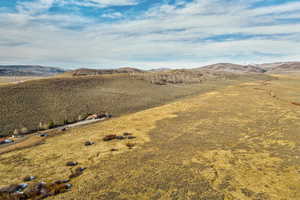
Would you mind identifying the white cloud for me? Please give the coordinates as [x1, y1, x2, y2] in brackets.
[102, 12, 123, 19]
[16, 0, 55, 15]
[0, 0, 300, 68]
[89, 0, 137, 6]
[16, 0, 139, 14]
[248, 1, 300, 16]
[59, 0, 138, 8]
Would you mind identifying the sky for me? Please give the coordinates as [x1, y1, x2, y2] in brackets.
[0, 0, 300, 69]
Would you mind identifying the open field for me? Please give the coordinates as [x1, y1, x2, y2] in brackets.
[0, 73, 272, 136]
[0, 76, 42, 86]
[0, 74, 299, 199]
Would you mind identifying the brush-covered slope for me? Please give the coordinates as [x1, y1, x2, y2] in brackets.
[264, 62, 300, 73]
[1, 74, 300, 200]
[0, 72, 273, 136]
[197, 63, 266, 73]
[70, 67, 143, 76]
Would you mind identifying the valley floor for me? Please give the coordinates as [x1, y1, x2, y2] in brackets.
[1, 74, 300, 199]
[0, 76, 42, 86]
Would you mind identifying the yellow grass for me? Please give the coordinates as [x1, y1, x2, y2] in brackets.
[1, 75, 300, 199]
[0, 76, 43, 86]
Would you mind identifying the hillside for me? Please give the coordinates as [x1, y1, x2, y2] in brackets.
[0, 74, 299, 200]
[195, 62, 300, 74]
[0, 72, 272, 136]
[0, 65, 65, 76]
[2, 62, 300, 78]
[197, 63, 266, 73]
[148, 68, 171, 72]
[256, 62, 300, 69]
[265, 62, 300, 73]
[70, 67, 143, 76]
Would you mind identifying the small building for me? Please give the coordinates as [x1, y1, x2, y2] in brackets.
[86, 114, 99, 120]
[12, 134, 24, 138]
[86, 113, 111, 120]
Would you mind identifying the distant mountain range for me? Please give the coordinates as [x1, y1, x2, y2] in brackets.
[70, 67, 143, 76]
[148, 68, 171, 72]
[197, 63, 266, 73]
[1, 62, 300, 76]
[259, 62, 300, 73]
[0, 65, 65, 76]
[197, 62, 300, 74]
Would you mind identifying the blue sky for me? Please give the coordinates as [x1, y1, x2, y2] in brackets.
[0, 0, 300, 69]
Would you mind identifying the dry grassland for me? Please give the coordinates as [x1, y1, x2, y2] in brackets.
[0, 73, 270, 136]
[1, 74, 299, 199]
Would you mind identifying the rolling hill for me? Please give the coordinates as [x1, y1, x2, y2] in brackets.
[0, 71, 272, 136]
[1, 73, 300, 200]
[196, 62, 300, 74]
[70, 67, 143, 76]
[263, 62, 300, 73]
[256, 62, 299, 69]
[2, 62, 300, 78]
[197, 63, 266, 73]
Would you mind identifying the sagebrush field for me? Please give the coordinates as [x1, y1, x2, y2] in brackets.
[0, 72, 272, 136]
[0, 74, 299, 199]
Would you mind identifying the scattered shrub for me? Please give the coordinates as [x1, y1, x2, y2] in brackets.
[69, 167, 86, 179]
[103, 134, 117, 141]
[48, 121, 56, 129]
[126, 142, 135, 149]
[66, 161, 78, 167]
[13, 129, 20, 135]
[78, 115, 84, 121]
[38, 122, 48, 131]
[63, 119, 69, 125]
[133, 71, 207, 85]
[20, 127, 29, 135]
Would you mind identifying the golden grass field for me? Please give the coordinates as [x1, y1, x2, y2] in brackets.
[0, 74, 300, 199]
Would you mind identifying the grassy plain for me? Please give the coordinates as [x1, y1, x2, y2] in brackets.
[0, 73, 270, 136]
[0, 76, 41, 86]
[0, 74, 299, 199]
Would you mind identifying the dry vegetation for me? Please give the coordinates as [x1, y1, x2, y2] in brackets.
[0, 72, 272, 136]
[132, 69, 265, 85]
[0, 74, 299, 199]
[70, 67, 143, 76]
[0, 76, 41, 86]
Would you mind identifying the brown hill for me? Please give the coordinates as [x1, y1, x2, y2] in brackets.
[196, 63, 266, 73]
[0, 71, 273, 136]
[70, 67, 143, 76]
[148, 68, 171, 72]
[263, 62, 300, 73]
[257, 62, 299, 69]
